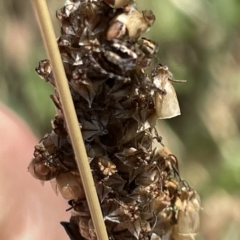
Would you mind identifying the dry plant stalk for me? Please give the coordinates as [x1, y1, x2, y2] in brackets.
[29, 0, 201, 239]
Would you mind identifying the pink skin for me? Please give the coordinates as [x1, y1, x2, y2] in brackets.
[0, 104, 69, 240]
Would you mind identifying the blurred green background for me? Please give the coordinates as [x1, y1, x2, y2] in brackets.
[1, 0, 240, 239]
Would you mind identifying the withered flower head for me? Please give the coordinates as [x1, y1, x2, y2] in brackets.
[30, 0, 200, 239]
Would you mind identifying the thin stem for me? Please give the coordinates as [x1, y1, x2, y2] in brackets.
[31, 0, 108, 239]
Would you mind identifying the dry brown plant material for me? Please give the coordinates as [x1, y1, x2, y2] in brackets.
[29, 0, 201, 239]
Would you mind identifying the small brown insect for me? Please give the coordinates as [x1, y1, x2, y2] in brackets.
[107, 9, 155, 40]
[152, 64, 185, 119]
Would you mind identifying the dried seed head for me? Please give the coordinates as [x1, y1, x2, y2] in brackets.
[31, 0, 200, 239]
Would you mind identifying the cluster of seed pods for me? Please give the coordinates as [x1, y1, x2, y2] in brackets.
[29, 0, 201, 239]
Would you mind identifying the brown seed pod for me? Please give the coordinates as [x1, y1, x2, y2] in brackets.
[152, 209, 175, 238]
[55, 172, 85, 200]
[106, 20, 125, 41]
[149, 192, 171, 216]
[35, 59, 55, 86]
[103, 40, 138, 72]
[134, 165, 160, 186]
[157, 146, 173, 158]
[152, 64, 183, 119]
[98, 156, 117, 176]
[150, 233, 162, 240]
[164, 178, 179, 190]
[60, 218, 84, 240]
[28, 158, 58, 181]
[64, 0, 81, 17]
[103, 0, 134, 9]
[79, 217, 96, 240]
[138, 37, 159, 57]
[172, 189, 201, 239]
[107, 9, 155, 40]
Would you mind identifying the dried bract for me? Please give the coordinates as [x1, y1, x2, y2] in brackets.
[172, 189, 201, 239]
[152, 64, 181, 119]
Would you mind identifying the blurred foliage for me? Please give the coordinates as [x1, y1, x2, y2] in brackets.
[0, 0, 240, 239]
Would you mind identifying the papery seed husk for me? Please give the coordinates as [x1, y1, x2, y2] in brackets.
[56, 172, 85, 200]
